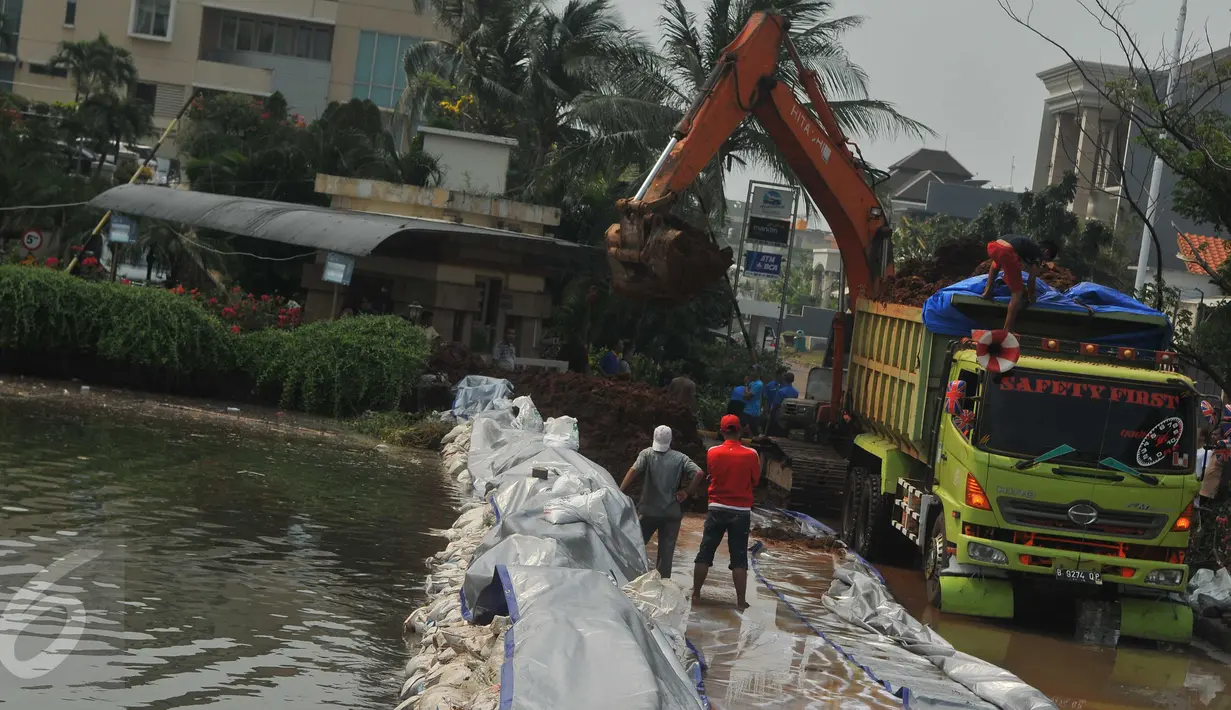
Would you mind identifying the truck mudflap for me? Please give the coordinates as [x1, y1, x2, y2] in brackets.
[1119, 596, 1193, 643]
[937, 559, 1014, 619]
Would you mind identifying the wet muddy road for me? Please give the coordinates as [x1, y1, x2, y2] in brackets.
[878, 564, 1231, 709]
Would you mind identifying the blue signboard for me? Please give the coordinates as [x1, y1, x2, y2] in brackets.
[744, 251, 782, 277]
[109, 214, 137, 244]
[322, 251, 356, 286]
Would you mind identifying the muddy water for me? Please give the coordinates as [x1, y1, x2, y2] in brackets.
[879, 565, 1231, 709]
[0, 399, 461, 708]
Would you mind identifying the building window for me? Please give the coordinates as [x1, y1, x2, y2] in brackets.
[352, 31, 421, 109]
[131, 0, 173, 39]
[133, 81, 157, 106]
[64, 0, 78, 26]
[29, 62, 70, 79]
[215, 11, 332, 61]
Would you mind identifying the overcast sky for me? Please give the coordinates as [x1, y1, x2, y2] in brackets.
[614, 0, 1231, 201]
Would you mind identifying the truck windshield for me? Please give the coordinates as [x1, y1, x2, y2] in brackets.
[979, 369, 1195, 473]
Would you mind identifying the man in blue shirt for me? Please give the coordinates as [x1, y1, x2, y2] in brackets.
[598, 341, 621, 377]
[768, 372, 799, 435]
[762, 366, 787, 430]
[742, 368, 763, 435]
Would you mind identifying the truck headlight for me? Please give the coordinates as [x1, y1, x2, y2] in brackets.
[1144, 569, 1185, 587]
[967, 541, 1007, 565]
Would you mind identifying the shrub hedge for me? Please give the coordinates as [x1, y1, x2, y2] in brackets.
[0, 265, 430, 417]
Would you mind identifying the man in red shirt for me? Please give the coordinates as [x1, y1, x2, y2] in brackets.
[685, 414, 760, 609]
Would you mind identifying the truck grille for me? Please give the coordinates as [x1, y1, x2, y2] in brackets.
[779, 400, 816, 418]
[998, 498, 1167, 539]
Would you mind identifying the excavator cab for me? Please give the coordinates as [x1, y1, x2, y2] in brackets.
[605, 197, 733, 302]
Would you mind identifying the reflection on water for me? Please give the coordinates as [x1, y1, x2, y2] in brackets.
[879, 565, 1231, 710]
[0, 400, 461, 708]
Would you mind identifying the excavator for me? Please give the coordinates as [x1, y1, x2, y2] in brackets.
[605, 11, 892, 512]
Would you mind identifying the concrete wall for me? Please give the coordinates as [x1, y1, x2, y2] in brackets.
[316, 174, 561, 235]
[208, 49, 331, 118]
[420, 127, 517, 196]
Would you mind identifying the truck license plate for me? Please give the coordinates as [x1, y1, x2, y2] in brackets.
[1054, 568, 1102, 585]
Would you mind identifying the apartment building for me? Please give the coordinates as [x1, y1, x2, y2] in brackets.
[1030, 48, 1231, 293]
[1, 0, 444, 138]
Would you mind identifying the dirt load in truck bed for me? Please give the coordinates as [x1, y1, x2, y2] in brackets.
[876, 237, 1078, 306]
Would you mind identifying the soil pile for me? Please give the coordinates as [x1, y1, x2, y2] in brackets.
[752, 525, 843, 551]
[971, 259, 1080, 292]
[876, 236, 988, 306]
[509, 371, 703, 475]
[877, 237, 1079, 307]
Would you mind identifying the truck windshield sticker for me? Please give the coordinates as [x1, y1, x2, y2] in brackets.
[1136, 417, 1184, 467]
[983, 369, 1195, 473]
[998, 375, 1181, 410]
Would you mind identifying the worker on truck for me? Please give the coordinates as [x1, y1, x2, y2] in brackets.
[980, 235, 1060, 332]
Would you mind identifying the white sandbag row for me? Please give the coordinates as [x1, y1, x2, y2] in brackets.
[400, 391, 704, 710]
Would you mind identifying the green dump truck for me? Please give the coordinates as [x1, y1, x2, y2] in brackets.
[836, 294, 1201, 642]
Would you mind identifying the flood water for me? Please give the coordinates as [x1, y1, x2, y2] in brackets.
[879, 565, 1231, 709]
[0, 399, 461, 708]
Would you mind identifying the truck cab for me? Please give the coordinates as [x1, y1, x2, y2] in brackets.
[841, 295, 1202, 643]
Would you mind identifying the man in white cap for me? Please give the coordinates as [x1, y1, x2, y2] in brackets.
[619, 425, 703, 578]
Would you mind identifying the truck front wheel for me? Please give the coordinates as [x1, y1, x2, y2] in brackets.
[924, 512, 948, 608]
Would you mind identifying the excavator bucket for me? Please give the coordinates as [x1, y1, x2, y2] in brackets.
[605, 199, 733, 302]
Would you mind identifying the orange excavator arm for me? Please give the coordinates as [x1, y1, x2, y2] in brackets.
[607, 11, 892, 303]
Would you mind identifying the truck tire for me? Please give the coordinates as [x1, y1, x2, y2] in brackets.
[848, 467, 892, 561]
[840, 468, 859, 548]
[924, 511, 949, 609]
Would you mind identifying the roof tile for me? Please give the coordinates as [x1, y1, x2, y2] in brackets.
[1176, 233, 1231, 275]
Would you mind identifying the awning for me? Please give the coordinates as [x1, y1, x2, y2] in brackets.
[88, 185, 598, 268]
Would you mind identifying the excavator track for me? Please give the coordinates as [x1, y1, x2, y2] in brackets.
[757, 437, 849, 517]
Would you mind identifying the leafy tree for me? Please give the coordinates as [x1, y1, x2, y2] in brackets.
[178, 92, 442, 294]
[574, 0, 931, 221]
[892, 214, 967, 266]
[753, 264, 817, 310]
[404, 0, 651, 202]
[49, 34, 138, 103]
[0, 94, 109, 247]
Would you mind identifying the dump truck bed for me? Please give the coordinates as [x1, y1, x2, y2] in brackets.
[846, 300, 945, 463]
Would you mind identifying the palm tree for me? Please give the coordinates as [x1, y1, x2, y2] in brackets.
[50, 33, 138, 103]
[572, 0, 932, 218]
[399, 0, 537, 138]
[399, 0, 652, 199]
[77, 93, 153, 175]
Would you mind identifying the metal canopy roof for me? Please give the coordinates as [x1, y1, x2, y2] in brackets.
[88, 185, 595, 265]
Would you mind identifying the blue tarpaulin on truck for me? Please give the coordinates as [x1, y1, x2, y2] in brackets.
[921, 276, 1171, 350]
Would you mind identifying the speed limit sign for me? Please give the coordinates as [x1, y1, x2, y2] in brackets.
[21, 229, 43, 252]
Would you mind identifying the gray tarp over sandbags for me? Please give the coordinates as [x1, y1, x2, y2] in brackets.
[824, 554, 1056, 710]
[451, 375, 514, 419]
[463, 466, 650, 623]
[495, 565, 706, 710]
[462, 485, 650, 622]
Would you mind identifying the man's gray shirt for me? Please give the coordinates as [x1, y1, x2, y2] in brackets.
[633, 448, 702, 519]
